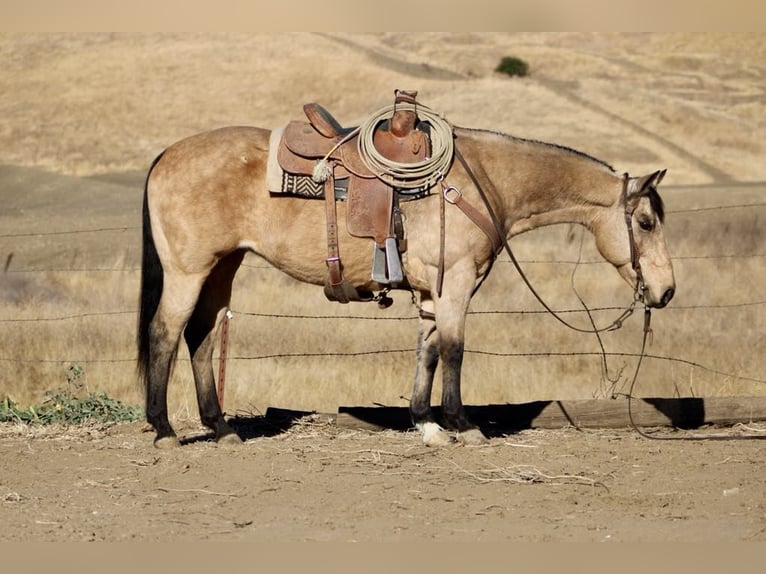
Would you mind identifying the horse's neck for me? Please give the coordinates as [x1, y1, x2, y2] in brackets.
[508, 182, 614, 236]
[470, 133, 620, 236]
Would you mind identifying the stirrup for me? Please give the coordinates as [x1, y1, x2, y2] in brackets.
[372, 237, 404, 285]
[323, 280, 373, 304]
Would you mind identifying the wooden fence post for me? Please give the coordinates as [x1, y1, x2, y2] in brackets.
[217, 309, 233, 412]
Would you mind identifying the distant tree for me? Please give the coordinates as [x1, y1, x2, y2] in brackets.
[495, 56, 529, 77]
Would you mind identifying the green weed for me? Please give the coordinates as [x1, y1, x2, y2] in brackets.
[0, 364, 143, 425]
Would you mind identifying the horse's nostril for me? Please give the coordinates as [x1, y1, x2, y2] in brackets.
[660, 287, 675, 307]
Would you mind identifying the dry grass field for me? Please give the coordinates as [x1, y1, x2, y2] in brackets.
[1, 32, 765, 544]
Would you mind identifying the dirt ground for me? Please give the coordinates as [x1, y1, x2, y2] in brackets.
[1, 417, 764, 542]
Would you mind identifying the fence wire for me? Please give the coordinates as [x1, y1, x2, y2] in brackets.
[2, 202, 764, 390]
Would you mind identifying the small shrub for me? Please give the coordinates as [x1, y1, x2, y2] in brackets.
[0, 364, 143, 425]
[495, 56, 529, 78]
[0, 390, 144, 425]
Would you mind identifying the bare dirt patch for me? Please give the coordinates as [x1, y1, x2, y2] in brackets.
[1, 418, 764, 542]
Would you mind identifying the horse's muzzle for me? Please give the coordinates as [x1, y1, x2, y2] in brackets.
[652, 286, 675, 309]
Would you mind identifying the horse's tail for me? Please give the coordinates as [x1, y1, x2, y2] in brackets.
[137, 152, 166, 388]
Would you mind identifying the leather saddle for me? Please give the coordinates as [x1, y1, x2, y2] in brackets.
[277, 90, 432, 303]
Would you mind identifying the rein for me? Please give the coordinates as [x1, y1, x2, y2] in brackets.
[452, 147, 644, 334]
[451, 147, 766, 442]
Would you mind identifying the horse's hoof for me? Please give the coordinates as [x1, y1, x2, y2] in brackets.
[456, 428, 490, 446]
[217, 432, 243, 447]
[154, 435, 182, 449]
[419, 422, 454, 447]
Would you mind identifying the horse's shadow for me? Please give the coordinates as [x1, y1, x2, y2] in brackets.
[179, 403, 554, 445]
[179, 408, 313, 445]
[229, 408, 317, 441]
[335, 402, 555, 437]
[179, 398, 709, 445]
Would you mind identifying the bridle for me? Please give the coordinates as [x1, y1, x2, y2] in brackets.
[452, 147, 647, 335]
[621, 172, 647, 303]
[451, 147, 766, 441]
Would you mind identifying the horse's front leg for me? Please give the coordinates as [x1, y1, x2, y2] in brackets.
[439, 333, 488, 445]
[410, 295, 453, 446]
[435, 270, 489, 446]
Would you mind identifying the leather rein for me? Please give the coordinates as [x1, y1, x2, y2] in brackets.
[448, 146, 656, 437]
[449, 146, 648, 336]
[445, 147, 766, 441]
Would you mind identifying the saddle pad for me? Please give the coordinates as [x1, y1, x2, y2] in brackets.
[266, 126, 285, 194]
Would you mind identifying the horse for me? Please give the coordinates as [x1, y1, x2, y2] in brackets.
[137, 123, 675, 448]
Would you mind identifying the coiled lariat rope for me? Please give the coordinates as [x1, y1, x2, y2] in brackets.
[358, 102, 454, 189]
[312, 102, 454, 190]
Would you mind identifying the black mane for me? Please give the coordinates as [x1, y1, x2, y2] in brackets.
[456, 126, 616, 173]
[456, 126, 668, 221]
[646, 186, 666, 223]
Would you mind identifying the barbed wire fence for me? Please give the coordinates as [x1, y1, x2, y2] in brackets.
[2, 202, 765, 403]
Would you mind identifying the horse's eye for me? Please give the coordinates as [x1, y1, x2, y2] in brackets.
[638, 218, 655, 232]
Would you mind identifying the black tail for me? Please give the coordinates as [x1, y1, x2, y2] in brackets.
[137, 152, 166, 389]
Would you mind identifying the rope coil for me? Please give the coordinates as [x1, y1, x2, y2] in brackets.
[357, 102, 454, 189]
[311, 101, 454, 189]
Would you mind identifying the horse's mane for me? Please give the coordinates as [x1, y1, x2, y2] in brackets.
[456, 126, 665, 222]
[455, 126, 616, 173]
[645, 186, 665, 223]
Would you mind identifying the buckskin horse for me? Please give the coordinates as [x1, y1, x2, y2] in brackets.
[137, 95, 675, 448]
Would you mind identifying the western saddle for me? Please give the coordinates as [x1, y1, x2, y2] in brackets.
[277, 90, 435, 304]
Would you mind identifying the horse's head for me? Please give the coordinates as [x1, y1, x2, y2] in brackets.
[594, 169, 676, 309]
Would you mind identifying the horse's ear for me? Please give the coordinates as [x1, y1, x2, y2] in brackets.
[629, 169, 666, 198]
[628, 172, 656, 197]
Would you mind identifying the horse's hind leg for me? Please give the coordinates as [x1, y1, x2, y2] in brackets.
[146, 272, 207, 448]
[184, 250, 245, 446]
